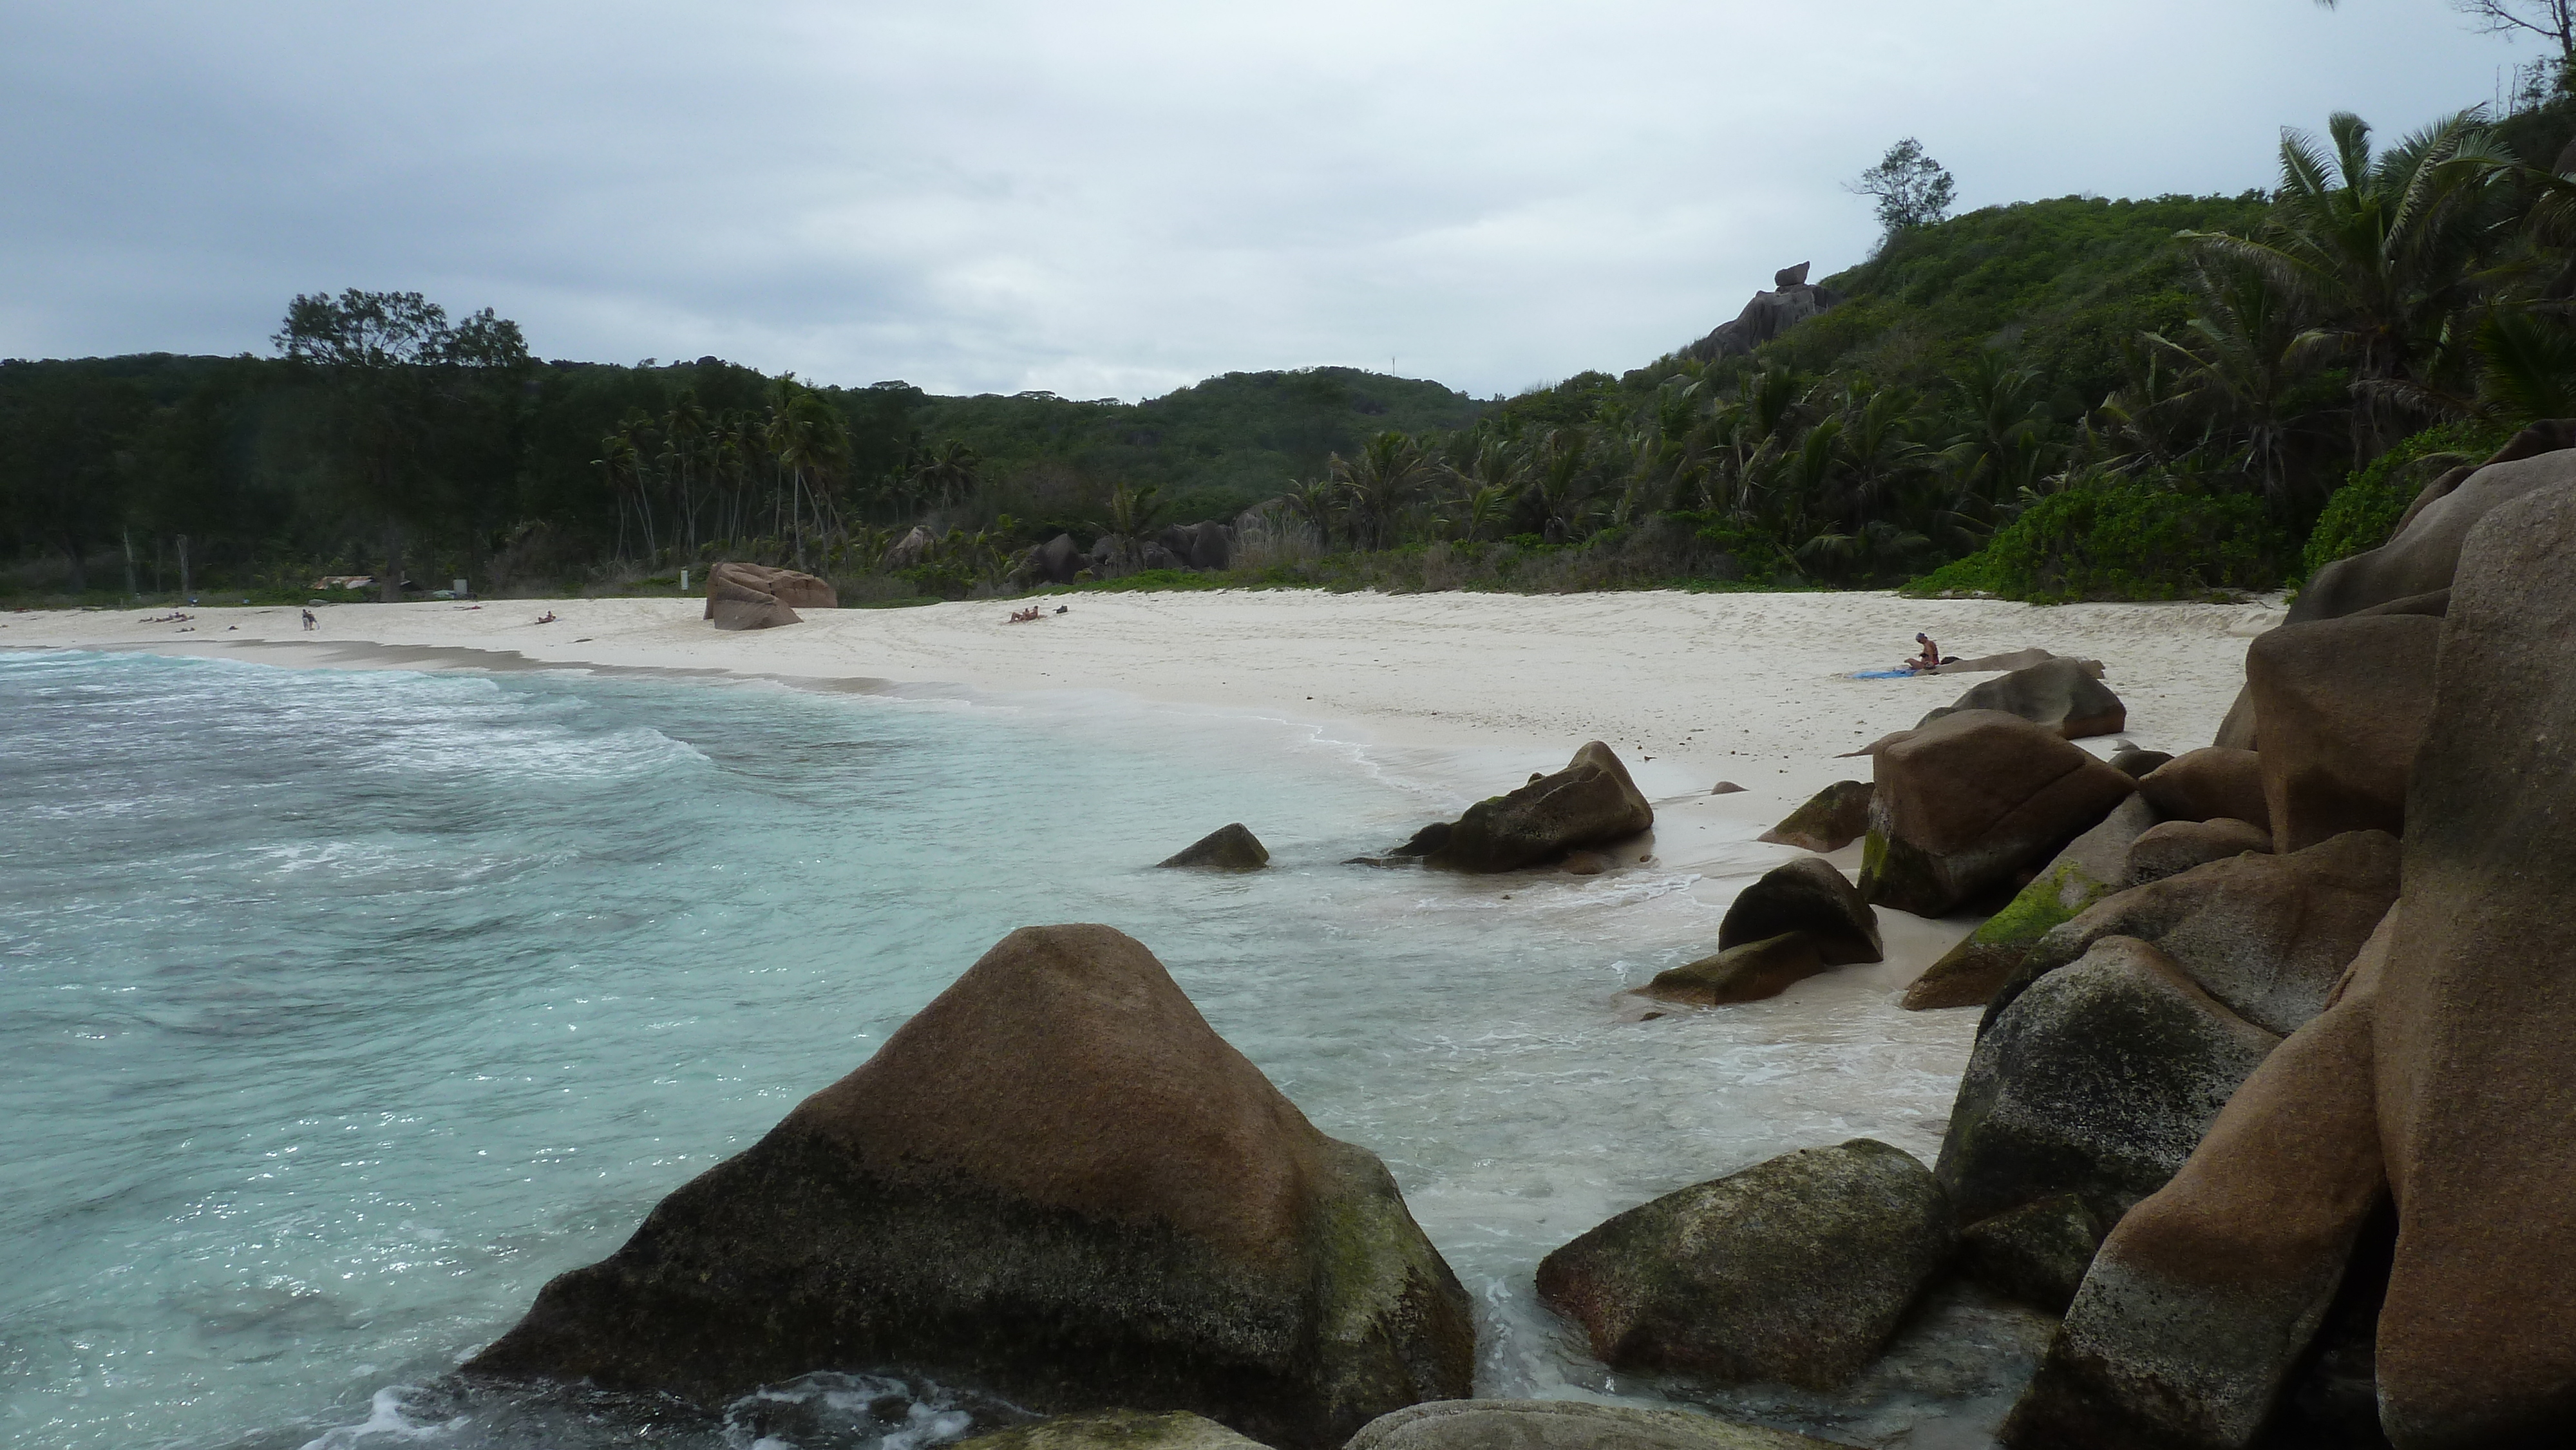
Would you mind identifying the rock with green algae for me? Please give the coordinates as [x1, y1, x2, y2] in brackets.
[1718, 858, 1880, 965]
[463, 924, 1472, 1450]
[956, 1410, 1267, 1450]
[1157, 824, 1270, 870]
[1757, 780, 1873, 852]
[1535, 1139, 1954, 1391]
[1902, 795, 2155, 1010]
[1640, 932, 1828, 1006]
[1345, 1399, 1844, 1450]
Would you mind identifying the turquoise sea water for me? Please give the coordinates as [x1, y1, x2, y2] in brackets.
[0, 650, 2025, 1450]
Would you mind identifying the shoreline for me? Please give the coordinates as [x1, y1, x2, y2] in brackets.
[6, 587, 2281, 993]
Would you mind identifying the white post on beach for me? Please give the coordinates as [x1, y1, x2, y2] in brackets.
[453, 577, 469, 599]
[680, 568, 690, 592]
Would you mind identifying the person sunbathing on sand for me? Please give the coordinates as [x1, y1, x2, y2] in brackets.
[1007, 606, 1043, 623]
[535, 610, 558, 625]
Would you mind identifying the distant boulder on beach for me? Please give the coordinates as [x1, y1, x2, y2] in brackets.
[464, 923, 1473, 1450]
[1757, 780, 1871, 852]
[1918, 657, 2124, 740]
[1857, 710, 2136, 918]
[703, 561, 833, 630]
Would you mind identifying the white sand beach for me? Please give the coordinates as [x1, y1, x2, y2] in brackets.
[5, 587, 2281, 979]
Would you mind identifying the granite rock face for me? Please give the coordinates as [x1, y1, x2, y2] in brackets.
[464, 925, 1473, 1450]
[1535, 1140, 1953, 1390]
[1904, 796, 2157, 1011]
[1980, 829, 2401, 1041]
[2246, 615, 2440, 852]
[1918, 656, 2126, 740]
[2125, 818, 2271, 887]
[2372, 471, 2576, 1447]
[1346, 1399, 1841, 1450]
[2001, 914, 2395, 1450]
[2290, 426, 2576, 622]
[1957, 1191, 2110, 1314]
[2136, 748, 2269, 833]
[1683, 265, 1844, 361]
[1718, 858, 1881, 965]
[1757, 780, 1873, 852]
[1158, 824, 1271, 871]
[957, 1411, 1268, 1450]
[1937, 936, 2280, 1229]
[1858, 710, 2137, 918]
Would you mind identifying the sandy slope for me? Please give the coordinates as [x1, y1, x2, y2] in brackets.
[6, 587, 2277, 947]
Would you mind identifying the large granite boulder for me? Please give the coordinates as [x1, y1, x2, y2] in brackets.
[1903, 795, 2157, 1011]
[2124, 818, 2271, 887]
[1757, 780, 1873, 852]
[2136, 748, 2269, 833]
[1347, 1400, 1839, 1450]
[1957, 1191, 2110, 1315]
[1919, 657, 2125, 740]
[1028, 533, 1088, 585]
[1859, 710, 2138, 918]
[463, 925, 1473, 1450]
[882, 525, 936, 571]
[1158, 824, 1270, 871]
[1982, 829, 2401, 1040]
[2000, 914, 2394, 1450]
[960, 1411, 1266, 1450]
[2245, 615, 2441, 852]
[2291, 425, 2576, 622]
[1683, 264, 1844, 361]
[1937, 936, 2280, 1229]
[1155, 522, 1235, 572]
[1718, 858, 1880, 965]
[1639, 933, 1827, 1007]
[1401, 742, 1653, 873]
[704, 561, 834, 630]
[1535, 1140, 1953, 1390]
[2372, 472, 2576, 1446]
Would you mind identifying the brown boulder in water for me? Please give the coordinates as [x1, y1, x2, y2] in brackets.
[1535, 1139, 1953, 1390]
[462, 924, 1473, 1450]
[1757, 780, 1871, 852]
[1414, 742, 1652, 872]
[2372, 473, 2576, 1446]
[1918, 656, 2126, 740]
[1639, 933, 1829, 1007]
[703, 561, 834, 630]
[2246, 615, 2439, 852]
[1157, 824, 1270, 871]
[1858, 710, 2137, 918]
[1903, 795, 2157, 1012]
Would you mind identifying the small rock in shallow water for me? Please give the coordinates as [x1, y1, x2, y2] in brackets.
[1157, 823, 1269, 870]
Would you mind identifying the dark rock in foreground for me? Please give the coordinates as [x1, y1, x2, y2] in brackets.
[464, 924, 1473, 1450]
[959, 1410, 1265, 1450]
[1920, 656, 2125, 740]
[1158, 824, 1270, 871]
[1757, 780, 1872, 852]
[1535, 1139, 1953, 1390]
[1938, 936, 2279, 1229]
[1394, 741, 1652, 872]
[704, 561, 834, 630]
[1859, 710, 2137, 918]
[1347, 1399, 1840, 1450]
[1957, 1191, 2107, 1315]
[1718, 857, 1881, 965]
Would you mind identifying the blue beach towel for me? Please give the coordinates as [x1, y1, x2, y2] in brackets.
[1851, 668, 1917, 680]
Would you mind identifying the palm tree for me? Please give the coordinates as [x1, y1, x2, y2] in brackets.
[1328, 431, 1432, 550]
[2182, 109, 2516, 447]
[909, 438, 982, 511]
[766, 381, 851, 569]
[2141, 250, 2338, 506]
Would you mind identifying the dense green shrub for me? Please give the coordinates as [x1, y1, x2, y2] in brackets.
[1906, 478, 2289, 602]
[2300, 419, 2514, 577]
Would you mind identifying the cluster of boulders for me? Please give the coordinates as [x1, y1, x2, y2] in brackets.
[703, 561, 836, 630]
[1683, 263, 1844, 362]
[1010, 522, 1238, 587]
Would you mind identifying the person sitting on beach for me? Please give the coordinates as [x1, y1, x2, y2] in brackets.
[1906, 633, 1940, 672]
[535, 610, 558, 625]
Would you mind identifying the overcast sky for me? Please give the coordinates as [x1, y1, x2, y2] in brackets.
[0, 1, 2551, 400]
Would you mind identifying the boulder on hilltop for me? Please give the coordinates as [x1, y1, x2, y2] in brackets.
[1683, 264, 1844, 362]
[463, 924, 1473, 1450]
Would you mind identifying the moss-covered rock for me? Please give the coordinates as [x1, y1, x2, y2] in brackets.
[1718, 857, 1880, 965]
[1757, 780, 1873, 852]
[1347, 1399, 1841, 1450]
[1902, 796, 2155, 1010]
[1957, 1192, 2108, 1314]
[1640, 932, 1828, 1007]
[1535, 1139, 1954, 1390]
